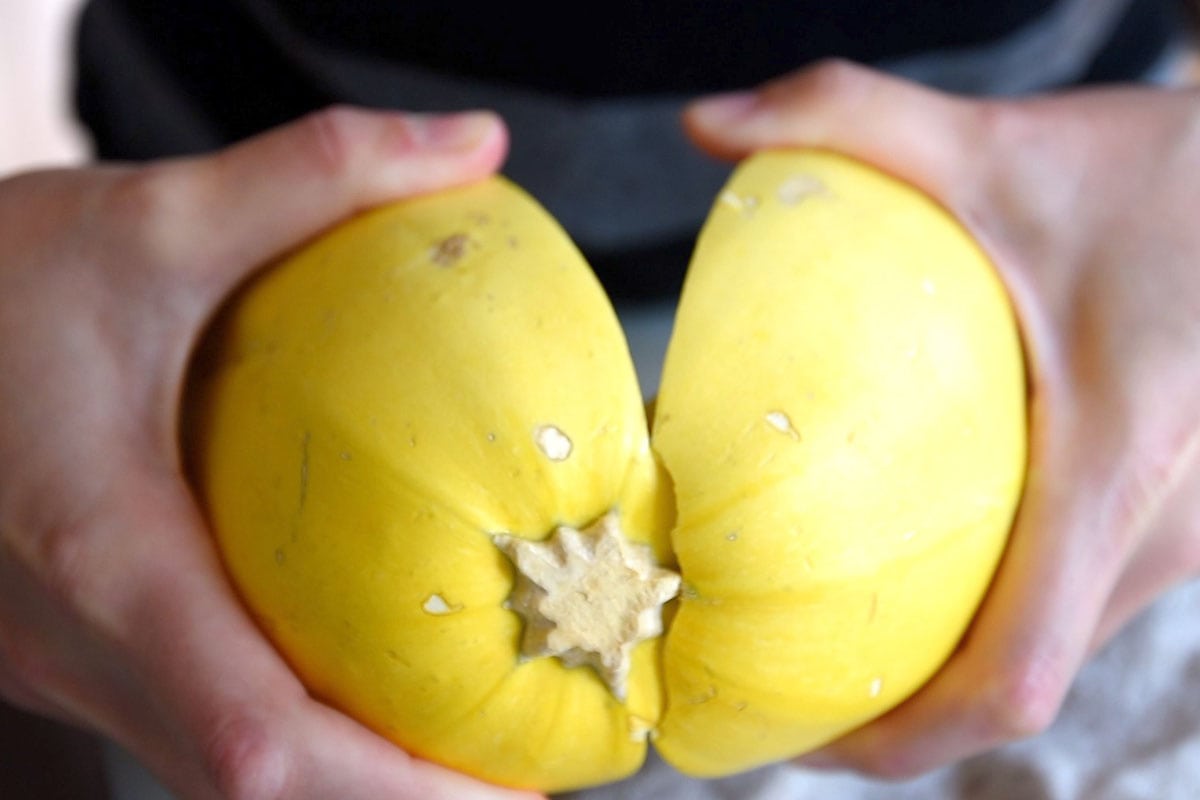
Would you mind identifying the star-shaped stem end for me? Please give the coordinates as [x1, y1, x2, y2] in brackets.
[493, 511, 680, 701]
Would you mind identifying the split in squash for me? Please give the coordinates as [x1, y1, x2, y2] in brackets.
[184, 150, 1026, 792]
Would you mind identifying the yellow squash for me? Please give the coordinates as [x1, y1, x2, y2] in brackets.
[185, 150, 1026, 792]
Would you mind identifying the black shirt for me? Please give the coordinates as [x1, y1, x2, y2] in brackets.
[73, 0, 1185, 297]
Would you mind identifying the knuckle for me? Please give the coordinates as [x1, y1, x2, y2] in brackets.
[780, 57, 873, 99]
[204, 713, 290, 800]
[755, 58, 889, 118]
[809, 57, 870, 86]
[297, 105, 373, 179]
[11, 508, 124, 636]
[101, 164, 199, 273]
[982, 657, 1068, 741]
[961, 99, 1023, 162]
[969, 97, 1025, 141]
[25, 519, 96, 615]
[970, 99, 1081, 231]
[105, 164, 192, 232]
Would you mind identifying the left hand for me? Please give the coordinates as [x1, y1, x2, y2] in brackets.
[0, 107, 535, 800]
[683, 61, 1200, 779]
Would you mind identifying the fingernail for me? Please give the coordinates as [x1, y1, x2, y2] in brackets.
[687, 91, 760, 126]
[414, 111, 499, 152]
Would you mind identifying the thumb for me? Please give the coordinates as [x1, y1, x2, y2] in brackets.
[140, 106, 508, 309]
[682, 59, 992, 207]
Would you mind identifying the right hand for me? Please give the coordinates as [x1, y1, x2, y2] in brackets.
[0, 106, 541, 800]
[684, 60, 1200, 780]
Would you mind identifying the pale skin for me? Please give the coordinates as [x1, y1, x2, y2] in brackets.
[1, 60, 1199, 796]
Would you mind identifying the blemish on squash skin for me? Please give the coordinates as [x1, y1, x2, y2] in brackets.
[422, 594, 462, 615]
[765, 411, 800, 440]
[534, 424, 573, 461]
[299, 431, 312, 510]
[718, 190, 742, 211]
[777, 174, 830, 205]
[430, 233, 471, 266]
[290, 432, 312, 543]
[719, 190, 760, 217]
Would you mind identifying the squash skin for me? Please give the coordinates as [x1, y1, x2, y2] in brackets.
[652, 151, 1026, 774]
[186, 177, 673, 792]
[185, 150, 1026, 791]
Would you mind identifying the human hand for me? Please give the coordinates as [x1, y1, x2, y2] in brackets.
[0, 107, 542, 799]
[683, 62, 1200, 779]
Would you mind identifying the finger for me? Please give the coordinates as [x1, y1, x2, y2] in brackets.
[111, 106, 509, 312]
[682, 60, 992, 208]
